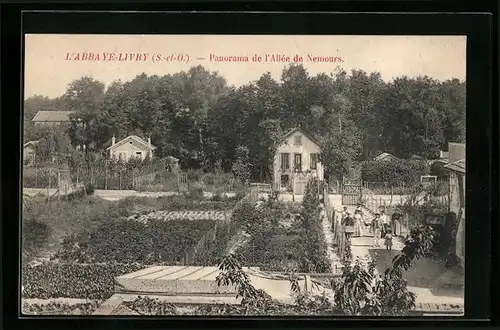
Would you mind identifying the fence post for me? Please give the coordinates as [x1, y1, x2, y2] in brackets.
[76, 169, 79, 186]
[47, 169, 52, 200]
[105, 165, 108, 190]
[119, 172, 122, 190]
[35, 169, 38, 188]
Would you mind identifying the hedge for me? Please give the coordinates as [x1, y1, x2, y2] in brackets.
[361, 159, 429, 185]
[54, 218, 216, 264]
[22, 262, 144, 300]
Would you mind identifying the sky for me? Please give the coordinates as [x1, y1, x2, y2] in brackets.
[24, 34, 466, 99]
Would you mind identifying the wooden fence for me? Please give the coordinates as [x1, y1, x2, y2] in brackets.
[23, 163, 245, 194]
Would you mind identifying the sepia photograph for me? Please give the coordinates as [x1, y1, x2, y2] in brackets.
[21, 34, 466, 316]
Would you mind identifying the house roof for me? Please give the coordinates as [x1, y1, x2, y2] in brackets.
[23, 140, 39, 148]
[106, 135, 157, 151]
[373, 152, 397, 161]
[444, 159, 465, 174]
[165, 155, 179, 162]
[32, 111, 74, 122]
[279, 127, 322, 147]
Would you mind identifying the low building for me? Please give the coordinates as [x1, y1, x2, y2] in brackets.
[32, 111, 74, 126]
[23, 140, 38, 166]
[373, 152, 398, 162]
[273, 127, 324, 192]
[106, 135, 156, 161]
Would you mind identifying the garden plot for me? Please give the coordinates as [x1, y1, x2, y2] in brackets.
[133, 210, 232, 222]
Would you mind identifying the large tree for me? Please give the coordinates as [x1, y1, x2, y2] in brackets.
[65, 77, 106, 152]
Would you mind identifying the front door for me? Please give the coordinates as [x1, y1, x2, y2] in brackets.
[280, 174, 290, 189]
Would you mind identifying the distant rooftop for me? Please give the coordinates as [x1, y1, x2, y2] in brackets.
[32, 111, 74, 122]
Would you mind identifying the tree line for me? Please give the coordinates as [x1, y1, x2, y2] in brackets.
[24, 64, 465, 181]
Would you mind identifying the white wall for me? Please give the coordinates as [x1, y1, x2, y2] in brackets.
[110, 138, 152, 161]
[273, 131, 324, 188]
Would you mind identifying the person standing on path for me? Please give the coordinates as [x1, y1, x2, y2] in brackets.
[384, 229, 393, 251]
[341, 206, 348, 221]
[337, 212, 349, 257]
[353, 209, 363, 237]
[372, 213, 382, 247]
[380, 210, 388, 238]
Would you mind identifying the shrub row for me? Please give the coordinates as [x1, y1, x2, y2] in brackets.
[54, 218, 216, 264]
[22, 301, 101, 315]
[22, 262, 144, 300]
[297, 178, 331, 273]
[361, 160, 429, 185]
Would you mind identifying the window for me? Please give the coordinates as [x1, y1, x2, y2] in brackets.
[310, 153, 318, 170]
[136, 152, 142, 156]
[280, 153, 290, 171]
[294, 153, 302, 172]
[118, 152, 128, 160]
[294, 135, 302, 146]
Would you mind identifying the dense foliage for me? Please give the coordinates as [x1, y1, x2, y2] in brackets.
[22, 262, 144, 300]
[25, 65, 465, 180]
[192, 224, 438, 316]
[361, 159, 429, 186]
[297, 178, 331, 273]
[122, 296, 177, 315]
[54, 218, 216, 264]
[236, 198, 304, 272]
[22, 301, 101, 315]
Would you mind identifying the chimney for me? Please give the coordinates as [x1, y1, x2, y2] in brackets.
[112, 135, 116, 146]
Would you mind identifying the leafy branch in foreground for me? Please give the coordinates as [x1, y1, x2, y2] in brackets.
[333, 224, 438, 316]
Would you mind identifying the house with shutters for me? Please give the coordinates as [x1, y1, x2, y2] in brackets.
[273, 127, 324, 192]
[107, 135, 156, 162]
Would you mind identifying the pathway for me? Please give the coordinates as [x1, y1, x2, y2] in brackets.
[349, 236, 464, 307]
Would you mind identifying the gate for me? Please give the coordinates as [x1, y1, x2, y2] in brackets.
[177, 173, 188, 192]
[293, 173, 308, 195]
[342, 178, 362, 205]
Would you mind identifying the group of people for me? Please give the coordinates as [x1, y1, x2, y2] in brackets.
[339, 205, 393, 251]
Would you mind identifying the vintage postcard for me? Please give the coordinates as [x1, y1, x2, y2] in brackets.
[22, 34, 466, 316]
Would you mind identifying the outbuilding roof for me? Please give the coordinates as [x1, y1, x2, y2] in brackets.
[23, 140, 39, 148]
[32, 111, 74, 122]
[444, 159, 465, 174]
[106, 135, 157, 151]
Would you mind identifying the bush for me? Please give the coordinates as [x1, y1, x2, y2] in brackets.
[361, 160, 429, 186]
[123, 296, 177, 315]
[188, 182, 204, 200]
[85, 183, 95, 195]
[54, 218, 216, 264]
[23, 167, 58, 188]
[296, 178, 331, 273]
[22, 301, 101, 315]
[157, 194, 239, 211]
[21, 262, 144, 300]
[429, 161, 448, 180]
[22, 219, 51, 253]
